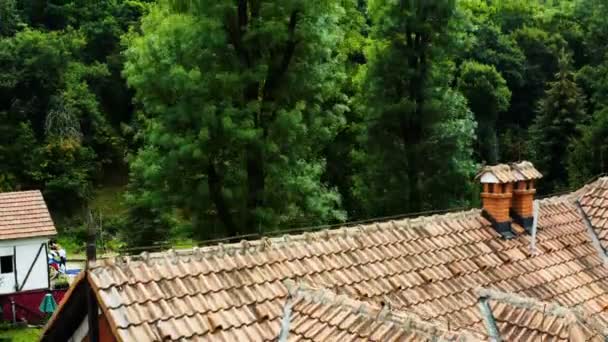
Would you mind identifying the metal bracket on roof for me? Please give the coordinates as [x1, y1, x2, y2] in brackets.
[575, 200, 608, 265]
[478, 296, 502, 342]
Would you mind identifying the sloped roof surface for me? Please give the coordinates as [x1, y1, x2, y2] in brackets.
[478, 288, 606, 341]
[282, 281, 482, 341]
[0, 190, 57, 240]
[475, 161, 543, 183]
[579, 178, 608, 252]
[83, 189, 608, 341]
[475, 164, 518, 183]
[511, 161, 543, 181]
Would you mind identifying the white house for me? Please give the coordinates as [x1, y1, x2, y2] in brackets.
[0, 190, 57, 294]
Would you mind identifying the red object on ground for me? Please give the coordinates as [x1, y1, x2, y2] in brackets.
[0, 289, 67, 324]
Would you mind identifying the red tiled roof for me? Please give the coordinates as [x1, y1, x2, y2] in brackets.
[475, 161, 543, 183]
[0, 190, 57, 240]
[511, 161, 543, 181]
[78, 192, 608, 341]
[579, 178, 608, 252]
[282, 281, 483, 341]
[475, 164, 518, 183]
[477, 288, 606, 341]
[40, 177, 608, 341]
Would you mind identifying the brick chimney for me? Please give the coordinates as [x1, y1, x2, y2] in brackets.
[476, 164, 517, 239]
[510, 161, 543, 233]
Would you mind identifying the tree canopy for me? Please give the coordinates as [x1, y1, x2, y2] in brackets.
[2, 0, 608, 248]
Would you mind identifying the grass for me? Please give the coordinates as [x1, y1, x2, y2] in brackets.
[0, 327, 41, 341]
[56, 185, 128, 259]
[57, 235, 84, 258]
[89, 185, 127, 217]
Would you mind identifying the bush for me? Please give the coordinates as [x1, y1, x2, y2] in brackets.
[52, 275, 70, 290]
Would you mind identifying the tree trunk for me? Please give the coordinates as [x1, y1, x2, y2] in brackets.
[397, 32, 428, 213]
[207, 162, 238, 237]
[245, 144, 264, 233]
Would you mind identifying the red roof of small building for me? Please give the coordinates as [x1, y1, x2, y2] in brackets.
[0, 190, 57, 240]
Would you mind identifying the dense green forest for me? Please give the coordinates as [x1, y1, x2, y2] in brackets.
[1, 0, 608, 249]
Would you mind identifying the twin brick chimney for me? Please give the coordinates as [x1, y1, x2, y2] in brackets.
[476, 161, 543, 239]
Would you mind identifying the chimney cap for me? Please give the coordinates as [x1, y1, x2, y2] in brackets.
[475, 161, 543, 184]
[475, 164, 518, 184]
[510, 161, 543, 181]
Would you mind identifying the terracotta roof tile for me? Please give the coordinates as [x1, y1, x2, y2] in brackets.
[72, 187, 608, 341]
[579, 177, 608, 252]
[511, 161, 543, 181]
[475, 164, 519, 183]
[477, 288, 607, 341]
[282, 281, 483, 341]
[0, 190, 57, 240]
[475, 161, 542, 183]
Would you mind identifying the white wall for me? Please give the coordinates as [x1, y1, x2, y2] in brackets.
[0, 237, 50, 294]
[69, 310, 102, 342]
[69, 314, 88, 342]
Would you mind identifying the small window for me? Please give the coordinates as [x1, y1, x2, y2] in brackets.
[0, 256, 13, 274]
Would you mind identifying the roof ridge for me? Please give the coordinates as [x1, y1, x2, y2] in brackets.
[475, 288, 608, 335]
[284, 280, 484, 340]
[93, 208, 484, 268]
[571, 176, 608, 202]
[92, 172, 602, 269]
[0, 190, 43, 198]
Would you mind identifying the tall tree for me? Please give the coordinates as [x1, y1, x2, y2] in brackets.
[458, 61, 511, 164]
[568, 107, 608, 187]
[0, 0, 21, 36]
[0, 29, 104, 209]
[354, 0, 477, 216]
[574, 0, 608, 66]
[530, 51, 586, 192]
[124, 0, 349, 238]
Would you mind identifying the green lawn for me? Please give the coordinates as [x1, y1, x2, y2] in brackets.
[0, 327, 41, 341]
[57, 185, 128, 259]
[89, 185, 127, 217]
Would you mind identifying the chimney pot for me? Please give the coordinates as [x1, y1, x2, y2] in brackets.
[475, 161, 542, 237]
[476, 164, 517, 239]
[510, 162, 543, 232]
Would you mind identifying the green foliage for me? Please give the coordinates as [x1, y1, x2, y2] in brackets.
[508, 26, 565, 127]
[0, 1, 148, 218]
[458, 61, 511, 164]
[0, 28, 106, 210]
[0, 0, 22, 36]
[569, 108, 608, 186]
[462, 19, 525, 89]
[574, 0, 608, 65]
[0, 327, 41, 342]
[492, 0, 539, 33]
[354, 0, 477, 216]
[3, 0, 608, 249]
[531, 52, 586, 191]
[32, 139, 97, 212]
[577, 62, 608, 113]
[123, 0, 350, 238]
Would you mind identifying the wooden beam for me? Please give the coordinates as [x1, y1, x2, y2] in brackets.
[45, 242, 50, 289]
[13, 246, 18, 292]
[18, 243, 45, 292]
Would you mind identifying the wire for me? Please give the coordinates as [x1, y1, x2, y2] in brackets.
[118, 173, 608, 255]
